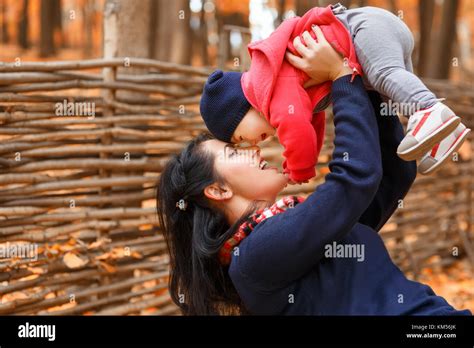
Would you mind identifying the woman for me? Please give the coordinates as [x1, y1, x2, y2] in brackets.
[156, 33, 471, 316]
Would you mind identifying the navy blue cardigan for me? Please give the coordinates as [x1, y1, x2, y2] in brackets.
[228, 75, 471, 316]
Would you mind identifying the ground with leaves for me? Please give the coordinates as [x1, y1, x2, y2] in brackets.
[420, 259, 474, 312]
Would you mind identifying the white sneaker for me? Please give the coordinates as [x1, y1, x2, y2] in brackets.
[397, 102, 461, 161]
[418, 123, 471, 175]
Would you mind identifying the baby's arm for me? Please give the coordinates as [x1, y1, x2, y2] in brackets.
[270, 64, 319, 183]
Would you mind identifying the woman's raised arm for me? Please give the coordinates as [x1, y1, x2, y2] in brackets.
[358, 91, 417, 231]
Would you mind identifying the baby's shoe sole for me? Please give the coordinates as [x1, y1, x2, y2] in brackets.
[418, 128, 471, 175]
[398, 115, 460, 161]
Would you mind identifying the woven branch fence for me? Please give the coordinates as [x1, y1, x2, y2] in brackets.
[0, 58, 473, 315]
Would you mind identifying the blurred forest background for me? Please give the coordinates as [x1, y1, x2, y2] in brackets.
[0, 0, 473, 78]
[0, 0, 473, 315]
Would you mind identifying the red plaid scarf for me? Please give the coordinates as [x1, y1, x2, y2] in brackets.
[218, 196, 305, 266]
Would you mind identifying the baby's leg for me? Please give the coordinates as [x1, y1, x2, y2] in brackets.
[352, 8, 438, 113]
[350, 8, 469, 170]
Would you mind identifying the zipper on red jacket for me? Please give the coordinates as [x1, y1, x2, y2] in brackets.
[350, 66, 359, 82]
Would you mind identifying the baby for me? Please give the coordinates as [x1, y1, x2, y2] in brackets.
[199, 4, 470, 183]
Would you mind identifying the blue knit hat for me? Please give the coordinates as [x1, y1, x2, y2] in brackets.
[199, 70, 251, 142]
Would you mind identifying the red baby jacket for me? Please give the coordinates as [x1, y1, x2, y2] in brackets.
[241, 5, 362, 182]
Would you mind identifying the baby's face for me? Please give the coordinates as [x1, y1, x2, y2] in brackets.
[231, 108, 275, 146]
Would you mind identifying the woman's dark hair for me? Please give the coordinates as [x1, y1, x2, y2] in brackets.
[156, 133, 251, 315]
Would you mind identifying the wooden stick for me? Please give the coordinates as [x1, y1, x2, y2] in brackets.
[3, 114, 202, 127]
[0, 58, 212, 75]
[3, 127, 191, 143]
[0, 170, 97, 185]
[0, 217, 155, 241]
[94, 293, 172, 315]
[1, 189, 155, 207]
[5, 158, 166, 173]
[0, 71, 206, 85]
[0, 127, 51, 134]
[0, 140, 97, 155]
[42, 259, 168, 287]
[0, 285, 64, 314]
[0, 207, 48, 215]
[0, 251, 168, 284]
[42, 283, 169, 315]
[143, 303, 180, 316]
[16, 142, 184, 158]
[0, 80, 200, 98]
[0, 93, 103, 103]
[10, 271, 169, 314]
[0, 175, 156, 198]
[0, 112, 66, 123]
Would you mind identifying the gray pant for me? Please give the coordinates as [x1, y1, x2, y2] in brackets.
[334, 6, 438, 114]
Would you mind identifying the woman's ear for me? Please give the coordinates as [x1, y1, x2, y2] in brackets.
[204, 183, 233, 202]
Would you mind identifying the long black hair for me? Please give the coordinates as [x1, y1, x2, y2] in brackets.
[156, 133, 252, 315]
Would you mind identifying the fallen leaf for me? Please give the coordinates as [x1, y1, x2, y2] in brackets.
[88, 237, 111, 250]
[2, 291, 29, 303]
[110, 248, 126, 259]
[19, 274, 39, 281]
[47, 302, 76, 313]
[63, 252, 88, 269]
[27, 267, 45, 275]
[94, 252, 112, 261]
[98, 261, 117, 273]
[131, 251, 143, 259]
[66, 238, 77, 246]
[51, 244, 62, 251]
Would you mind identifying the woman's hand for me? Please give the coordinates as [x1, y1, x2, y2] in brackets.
[284, 173, 309, 185]
[286, 25, 353, 85]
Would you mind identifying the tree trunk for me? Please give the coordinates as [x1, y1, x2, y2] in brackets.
[53, 0, 62, 30]
[18, 0, 29, 49]
[150, 0, 191, 64]
[199, 6, 209, 66]
[275, 0, 286, 27]
[387, 0, 397, 14]
[215, 10, 248, 69]
[169, 0, 191, 65]
[39, 0, 56, 57]
[151, 0, 192, 64]
[296, 0, 319, 16]
[417, 0, 434, 76]
[0, 0, 9, 44]
[108, 0, 151, 100]
[197, 6, 209, 66]
[83, 0, 94, 56]
[150, 0, 170, 61]
[115, 0, 151, 59]
[102, 0, 150, 227]
[318, 0, 351, 9]
[52, 0, 64, 48]
[428, 0, 459, 79]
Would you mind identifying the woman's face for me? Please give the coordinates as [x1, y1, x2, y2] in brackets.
[202, 139, 288, 202]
